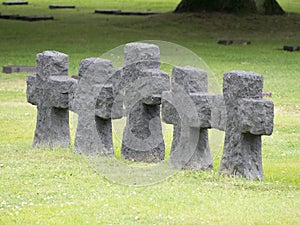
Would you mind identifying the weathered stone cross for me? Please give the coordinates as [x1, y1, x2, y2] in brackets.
[120, 42, 170, 162]
[162, 66, 214, 170]
[219, 71, 274, 179]
[73, 58, 122, 155]
[26, 51, 76, 148]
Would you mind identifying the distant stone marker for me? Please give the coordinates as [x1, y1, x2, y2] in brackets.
[94, 9, 160, 16]
[49, 5, 75, 9]
[218, 40, 251, 45]
[22, 16, 53, 21]
[0, 14, 53, 21]
[2, 65, 36, 73]
[94, 9, 121, 15]
[2, 1, 28, 5]
[283, 45, 300, 52]
[262, 92, 272, 97]
[0, 14, 19, 19]
[118, 11, 160, 16]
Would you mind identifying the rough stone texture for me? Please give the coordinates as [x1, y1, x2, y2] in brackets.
[121, 42, 169, 163]
[124, 42, 160, 67]
[26, 74, 40, 106]
[219, 71, 274, 180]
[36, 51, 68, 79]
[26, 51, 76, 148]
[171, 66, 207, 93]
[239, 99, 274, 135]
[73, 58, 117, 156]
[207, 94, 227, 131]
[162, 66, 213, 170]
[95, 85, 116, 119]
[95, 68, 123, 120]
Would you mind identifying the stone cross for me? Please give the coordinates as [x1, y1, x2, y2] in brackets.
[121, 42, 170, 162]
[26, 51, 76, 148]
[162, 66, 213, 170]
[73, 58, 122, 155]
[219, 71, 274, 179]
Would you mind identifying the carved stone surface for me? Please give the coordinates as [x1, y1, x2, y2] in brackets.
[26, 51, 75, 148]
[219, 71, 274, 180]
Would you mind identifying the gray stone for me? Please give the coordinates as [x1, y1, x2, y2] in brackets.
[121, 42, 169, 163]
[26, 74, 40, 106]
[209, 94, 227, 131]
[94, 9, 160, 16]
[283, 45, 300, 52]
[49, 5, 75, 9]
[94, 9, 122, 15]
[239, 99, 274, 135]
[95, 68, 123, 120]
[26, 51, 76, 148]
[162, 66, 213, 170]
[2, 1, 28, 5]
[218, 40, 251, 45]
[171, 66, 208, 93]
[73, 58, 119, 156]
[2, 65, 36, 74]
[219, 71, 274, 180]
[36, 51, 68, 79]
[124, 42, 160, 68]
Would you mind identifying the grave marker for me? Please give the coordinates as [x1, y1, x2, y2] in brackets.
[283, 45, 300, 52]
[162, 66, 213, 170]
[26, 51, 76, 148]
[94, 9, 160, 16]
[218, 40, 251, 45]
[219, 71, 274, 179]
[2, 1, 28, 5]
[49, 5, 75, 9]
[2, 65, 36, 73]
[121, 43, 170, 163]
[73, 58, 122, 156]
[0, 14, 53, 21]
[94, 9, 121, 15]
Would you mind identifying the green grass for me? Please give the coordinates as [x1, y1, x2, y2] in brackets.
[0, 0, 300, 224]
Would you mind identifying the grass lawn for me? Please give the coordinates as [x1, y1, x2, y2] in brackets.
[0, 0, 299, 224]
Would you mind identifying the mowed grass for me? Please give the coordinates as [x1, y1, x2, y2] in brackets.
[0, 0, 300, 224]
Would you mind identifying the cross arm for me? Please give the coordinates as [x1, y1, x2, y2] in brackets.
[26, 74, 40, 105]
[239, 99, 274, 135]
[46, 76, 77, 108]
[95, 84, 123, 120]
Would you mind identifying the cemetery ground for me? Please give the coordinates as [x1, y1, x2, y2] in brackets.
[0, 0, 299, 224]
